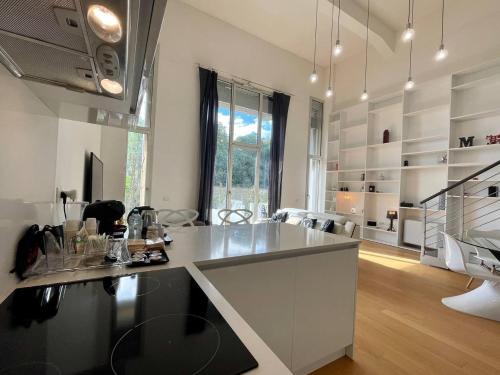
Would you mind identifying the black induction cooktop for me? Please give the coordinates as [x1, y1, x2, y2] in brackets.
[0, 267, 258, 375]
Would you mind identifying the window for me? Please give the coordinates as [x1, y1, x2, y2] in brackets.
[212, 80, 273, 224]
[124, 131, 149, 213]
[124, 76, 153, 214]
[306, 99, 323, 212]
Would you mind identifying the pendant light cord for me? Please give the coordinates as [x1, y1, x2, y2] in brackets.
[313, 0, 319, 71]
[364, 0, 370, 91]
[407, 0, 411, 24]
[409, 41, 413, 78]
[328, 0, 335, 86]
[440, 0, 445, 44]
[411, 0, 415, 24]
[336, 0, 341, 41]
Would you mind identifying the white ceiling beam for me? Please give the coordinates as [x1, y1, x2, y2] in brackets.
[327, 0, 397, 57]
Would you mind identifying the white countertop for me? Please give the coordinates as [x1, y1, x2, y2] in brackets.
[1, 223, 360, 374]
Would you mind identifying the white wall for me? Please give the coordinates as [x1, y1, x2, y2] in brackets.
[150, 0, 330, 211]
[55, 119, 102, 201]
[335, 2, 500, 107]
[0, 67, 59, 300]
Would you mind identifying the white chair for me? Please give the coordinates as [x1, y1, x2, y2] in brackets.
[157, 209, 199, 227]
[441, 232, 500, 322]
[218, 209, 253, 225]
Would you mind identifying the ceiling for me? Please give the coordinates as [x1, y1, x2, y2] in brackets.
[180, 0, 500, 67]
[180, 0, 365, 67]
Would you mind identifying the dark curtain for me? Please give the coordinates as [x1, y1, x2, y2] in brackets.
[197, 68, 218, 224]
[268, 92, 291, 215]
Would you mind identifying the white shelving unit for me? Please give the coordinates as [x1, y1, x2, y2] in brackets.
[325, 62, 500, 251]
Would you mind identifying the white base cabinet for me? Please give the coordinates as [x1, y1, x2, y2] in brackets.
[202, 247, 358, 374]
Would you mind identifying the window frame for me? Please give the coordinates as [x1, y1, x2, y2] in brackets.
[217, 78, 272, 218]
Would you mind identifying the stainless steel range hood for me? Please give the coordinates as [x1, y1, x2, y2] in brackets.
[0, 0, 167, 119]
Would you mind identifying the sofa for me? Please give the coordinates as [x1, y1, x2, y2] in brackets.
[271, 208, 358, 238]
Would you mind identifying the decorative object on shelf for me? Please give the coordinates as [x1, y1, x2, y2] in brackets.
[360, 0, 370, 101]
[309, 0, 319, 83]
[367, 220, 377, 227]
[486, 134, 500, 144]
[400, 202, 414, 208]
[361, 173, 365, 181]
[404, 160, 409, 166]
[379, 173, 385, 180]
[386, 210, 398, 232]
[489, 186, 499, 198]
[440, 153, 447, 164]
[459, 136, 474, 148]
[383, 129, 390, 143]
[368, 185, 375, 192]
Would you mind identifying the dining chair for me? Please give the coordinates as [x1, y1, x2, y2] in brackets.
[442, 231, 475, 288]
[218, 209, 253, 225]
[441, 232, 500, 322]
[157, 209, 199, 227]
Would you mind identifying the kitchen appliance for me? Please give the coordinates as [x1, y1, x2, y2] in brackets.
[82, 200, 125, 235]
[0, 267, 258, 374]
[0, 0, 167, 119]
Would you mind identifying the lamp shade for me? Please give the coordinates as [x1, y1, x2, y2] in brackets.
[386, 210, 398, 220]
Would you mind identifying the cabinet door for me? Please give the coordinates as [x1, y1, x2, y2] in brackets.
[203, 257, 296, 368]
[292, 248, 358, 373]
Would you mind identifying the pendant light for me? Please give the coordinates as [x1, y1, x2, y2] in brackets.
[405, 41, 415, 90]
[435, 0, 448, 61]
[309, 0, 319, 83]
[333, 0, 343, 56]
[326, 0, 335, 98]
[360, 0, 370, 101]
[402, 0, 415, 42]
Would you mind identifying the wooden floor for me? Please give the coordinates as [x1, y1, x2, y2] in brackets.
[312, 240, 500, 375]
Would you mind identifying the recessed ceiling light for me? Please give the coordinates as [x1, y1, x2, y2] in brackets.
[87, 5, 122, 43]
[101, 78, 123, 94]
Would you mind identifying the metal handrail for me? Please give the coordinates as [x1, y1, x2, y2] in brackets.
[420, 159, 500, 204]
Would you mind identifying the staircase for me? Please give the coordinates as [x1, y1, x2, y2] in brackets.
[420, 160, 500, 267]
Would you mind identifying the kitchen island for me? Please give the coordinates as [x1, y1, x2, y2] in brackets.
[1, 223, 360, 374]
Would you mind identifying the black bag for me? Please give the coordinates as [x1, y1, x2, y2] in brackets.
[11, 225, 43, 280]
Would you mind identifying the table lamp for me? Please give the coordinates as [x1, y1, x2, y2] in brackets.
[386, 210, 398, 232]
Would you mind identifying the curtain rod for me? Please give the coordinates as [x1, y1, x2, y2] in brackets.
[196, 63, 294, 97]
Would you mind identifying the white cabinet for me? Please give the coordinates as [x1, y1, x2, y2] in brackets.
[292, 249, 358, 373]
[202, 247, 359, 374]
[203, 257, 296, 367]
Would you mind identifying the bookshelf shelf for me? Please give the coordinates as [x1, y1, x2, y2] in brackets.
[326, 66, 499, 252]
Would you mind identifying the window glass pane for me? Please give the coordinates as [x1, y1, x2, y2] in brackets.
[309, 100, 323, 157]
[259, 140, 270, 218]
[307, 158, 321, 211]
[231, 147, 257, 220]
[212, 81, 232, 224]
[124, 132, 148, 214]
[233, 87, 259, 144]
